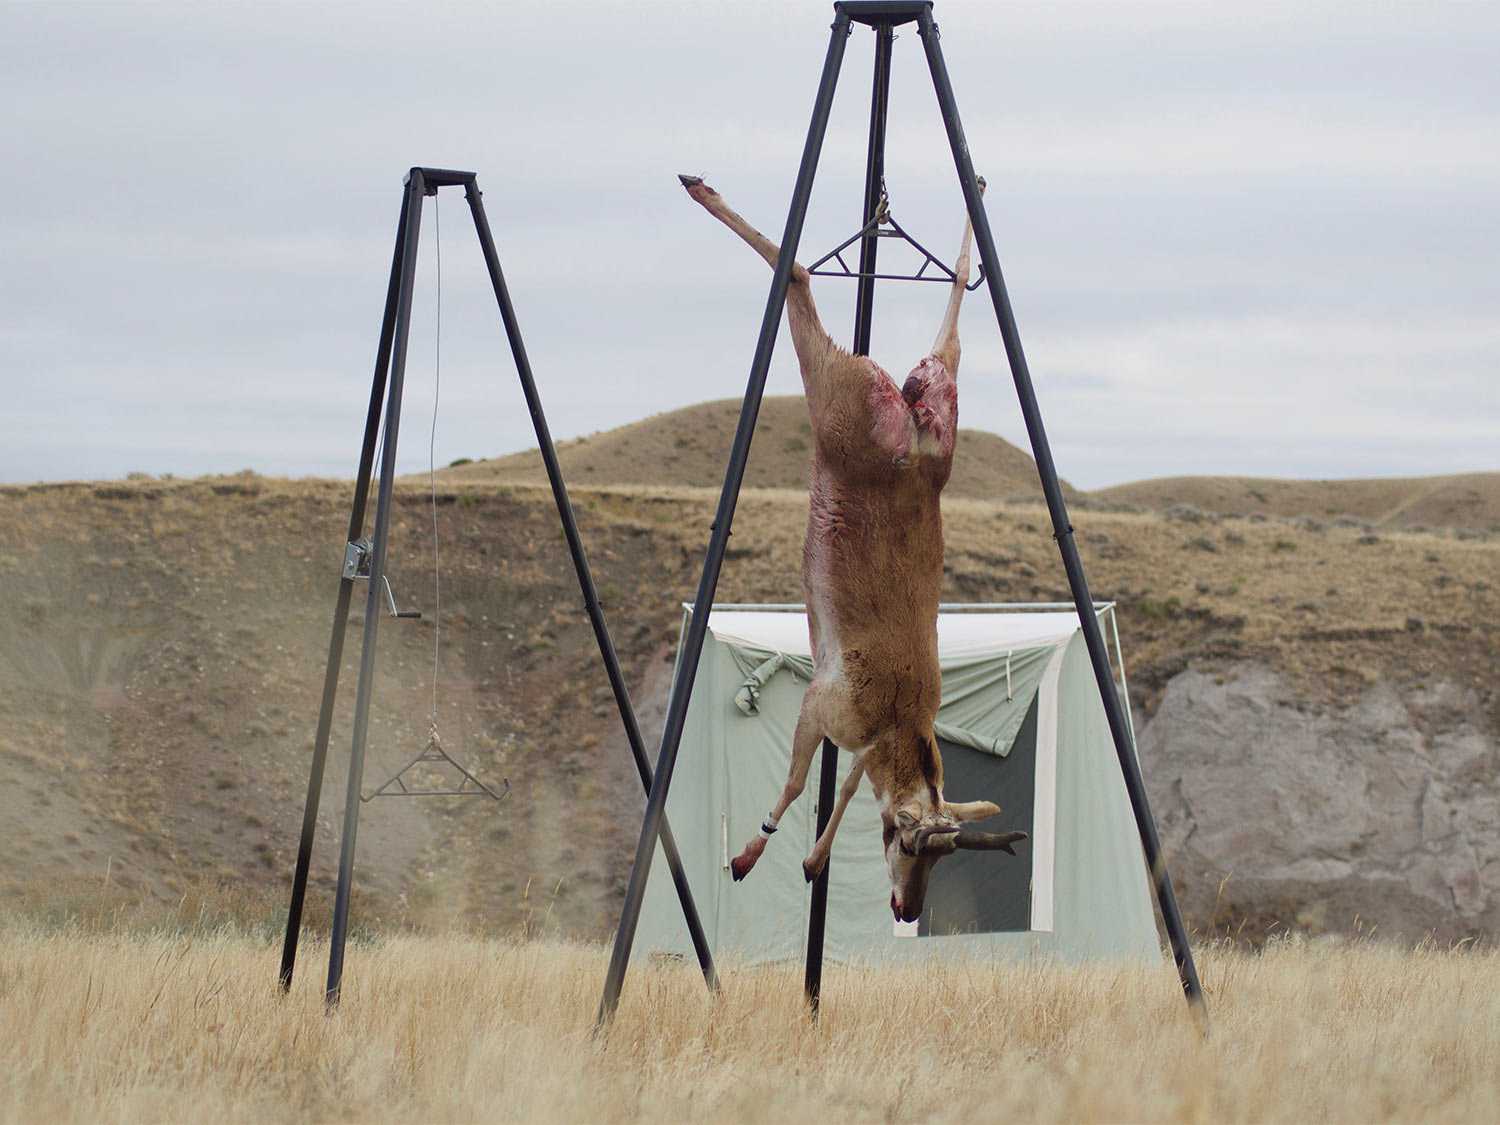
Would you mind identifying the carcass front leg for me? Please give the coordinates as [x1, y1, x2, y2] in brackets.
[730, 692, 825, 881]
[930, 175, 984, 374]
[802, 757, 864, 883]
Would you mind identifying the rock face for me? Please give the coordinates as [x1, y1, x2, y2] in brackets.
[1139, 662, 1499, 943]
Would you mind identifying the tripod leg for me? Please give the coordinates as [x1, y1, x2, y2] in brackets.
[595, 9, 854, 1031]
[806, 18, 894, 1016]
[917, 9, 1206, 1021]
[279, 186, 411, 993]
[463, 183, 720, 993]
[325, 170, 427, 1006]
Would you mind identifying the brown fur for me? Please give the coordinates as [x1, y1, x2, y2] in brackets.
[684, 175, 1017, 922]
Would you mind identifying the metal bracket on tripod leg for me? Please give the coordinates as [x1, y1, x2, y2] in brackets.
[343, 538, 422, 618]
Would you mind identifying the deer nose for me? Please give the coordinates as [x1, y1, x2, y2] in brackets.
[891, 893, 920, 924]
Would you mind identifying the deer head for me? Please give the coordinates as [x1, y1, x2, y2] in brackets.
[883, 798, 1027, 923]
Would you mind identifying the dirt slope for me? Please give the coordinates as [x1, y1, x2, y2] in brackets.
[2, 398, 1497, 944]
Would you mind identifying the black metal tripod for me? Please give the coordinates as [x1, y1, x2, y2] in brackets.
[597, 0, 1206, 1027]
[277, 167, 718, 1005]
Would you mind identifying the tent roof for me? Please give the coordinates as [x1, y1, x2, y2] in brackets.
[698, 603, 1107, 661]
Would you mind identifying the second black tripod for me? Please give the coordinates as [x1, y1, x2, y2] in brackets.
[277, 167, 718, 1005]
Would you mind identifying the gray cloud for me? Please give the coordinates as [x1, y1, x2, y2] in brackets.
[1, 0, 1495, 488]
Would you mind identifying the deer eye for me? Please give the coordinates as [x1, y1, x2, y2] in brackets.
[898, 840, 916, 858]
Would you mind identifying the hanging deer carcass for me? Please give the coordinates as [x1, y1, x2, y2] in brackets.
[681, 175, 1026, 924]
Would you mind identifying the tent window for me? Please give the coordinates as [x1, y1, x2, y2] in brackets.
[918, 696, 1039, 936]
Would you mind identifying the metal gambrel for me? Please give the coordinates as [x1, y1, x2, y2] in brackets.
[807, 180, 988, 291]
[597, 0, 1206, 1028]
[361, 723, 510, 802]
[278, 168, 718, 1006]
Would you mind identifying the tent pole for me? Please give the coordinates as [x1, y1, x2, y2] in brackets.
[804, 16, 895, 1016]
[916, 7, 1206, 1019]
[595, 9, 853, 1031]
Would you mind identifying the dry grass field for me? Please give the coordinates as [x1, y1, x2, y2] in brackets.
[3, 919, 1497, 1124]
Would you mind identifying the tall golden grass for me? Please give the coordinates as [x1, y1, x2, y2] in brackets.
[3, 924, 1497, 1124]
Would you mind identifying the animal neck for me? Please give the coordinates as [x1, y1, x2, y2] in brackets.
[866, 729, 944, 813]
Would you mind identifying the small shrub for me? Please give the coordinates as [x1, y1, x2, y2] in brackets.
[1163, 503, 1207, 523]
[1133, 597, 1169, 620]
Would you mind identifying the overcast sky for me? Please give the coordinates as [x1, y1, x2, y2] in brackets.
[2, 0, 1496, 489]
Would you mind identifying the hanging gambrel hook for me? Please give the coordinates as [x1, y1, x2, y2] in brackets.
[362, 723, 509, 802]
[807, 177, 988, 290]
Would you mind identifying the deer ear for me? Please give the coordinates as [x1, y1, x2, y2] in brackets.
[945, 800, 1001, 822]
[895, 806, 921, 830]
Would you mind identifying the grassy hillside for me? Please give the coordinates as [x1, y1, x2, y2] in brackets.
[438, 395, 1080, 502]
[1095, 471, 1500, 532]
[444, 394, 1496, 531]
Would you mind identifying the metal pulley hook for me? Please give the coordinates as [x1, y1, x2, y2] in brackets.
[875, 176, 891, 224]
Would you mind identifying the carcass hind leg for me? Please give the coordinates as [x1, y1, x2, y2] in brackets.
[679, 174, 833, 381]
[802, 757, 864, 883]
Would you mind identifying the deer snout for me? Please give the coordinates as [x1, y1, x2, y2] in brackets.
[891, 892, 921, 924]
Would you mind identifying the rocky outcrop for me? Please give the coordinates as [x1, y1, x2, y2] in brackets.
[1139, 662, 1499, 943]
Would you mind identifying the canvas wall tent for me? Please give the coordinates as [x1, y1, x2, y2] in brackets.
[632, 603, 1162, 967]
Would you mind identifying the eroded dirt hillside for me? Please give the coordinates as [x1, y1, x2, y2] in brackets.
[1, 464, 1496, 943]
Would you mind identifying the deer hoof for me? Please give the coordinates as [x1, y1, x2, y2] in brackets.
[802, 857, 826, 884]
[730, 854, 754, 881]
[678, 173, 703, 188]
